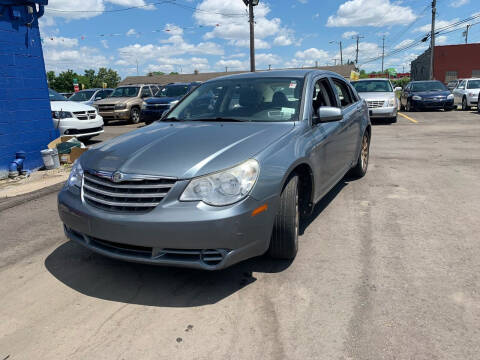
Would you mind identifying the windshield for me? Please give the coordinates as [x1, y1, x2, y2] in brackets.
[48, 89, 67, 101]
[69, 90, 96, 101]
[166, 77, 304, 122]
[351, 80, 393, 93]
[110, 87, 140, 97]
[411, 81, 447, 92]
[467, 80, 480, 89]
[155, 85, 190, 98]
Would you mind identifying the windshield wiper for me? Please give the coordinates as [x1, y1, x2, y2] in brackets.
[193, 117, 249, 122]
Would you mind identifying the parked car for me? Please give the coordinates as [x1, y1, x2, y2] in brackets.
[69, 88, 113, 106]
[452, 78, 480, 111]
[58, 70, 371, 270]
[400, 80, 455, 112]
[94, 84, 155, 124]
[447, 80, 461, 91]
[60, 92, 73, 99]
[351, 78, 400, 123]
[141, 82, 200, 124]
[49, 89, 104, 140]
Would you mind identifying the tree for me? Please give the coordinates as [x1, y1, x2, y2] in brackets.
[147, 71, 165, 76]
[53, 70, 79, 93]
[46, 71, 56, 87]
[95, 67, 121, 88]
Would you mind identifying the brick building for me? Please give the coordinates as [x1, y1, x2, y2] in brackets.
[0, 0, 57, 179]
[411, 43, 480, 83]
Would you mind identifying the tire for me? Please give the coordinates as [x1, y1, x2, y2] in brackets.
[405, 99, 414, 112]
[103, 119, 109, 125]
[268, 175, 299, 260]
[462, 97, 470, 111]
[390, 115, 397, 123]
[400, 101, 405, 111]
[130, 107, 141, 124]
[444, 107, 454, 112]
[350, 131, 370, 179]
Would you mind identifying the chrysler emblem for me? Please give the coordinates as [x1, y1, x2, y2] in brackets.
[112, 171, 123, 183]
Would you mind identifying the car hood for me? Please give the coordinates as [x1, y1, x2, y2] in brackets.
[94, 97, 134, 105]
[412, 90, 451, 98]
[81, 121, 294, 179]
[357, 92, 394, 100]
[145, 96, 179, 104]
[50, 101, 95, 112]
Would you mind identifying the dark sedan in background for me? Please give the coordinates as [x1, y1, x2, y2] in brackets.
[141, 82, 200, 124]
[400, 80, 455, 112]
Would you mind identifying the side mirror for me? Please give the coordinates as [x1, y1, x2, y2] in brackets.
[394, 87, 402, 92]
[313, 106, 343, 124]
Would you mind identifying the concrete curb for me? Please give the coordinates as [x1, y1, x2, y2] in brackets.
[0, 182, 64, 212]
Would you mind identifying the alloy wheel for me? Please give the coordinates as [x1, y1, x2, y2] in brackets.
[361, 134, 369, 172]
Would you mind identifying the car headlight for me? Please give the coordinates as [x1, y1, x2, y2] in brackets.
[387, 98, 395, 106]
[447, 94, 454, 100]
[412, 95, 422, 101]
[115, 103, 127, 110]
[180, 159, 259, 206]
[142, 101, 147, 109]
[52, 111, 73, 119]
[66, 160, 83, 189]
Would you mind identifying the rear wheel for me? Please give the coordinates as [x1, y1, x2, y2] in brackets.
[350, 131, 370, 179]
[269, 175, 299, 260]
[130, 107, 141, 124]
[462, 97, 470, 111]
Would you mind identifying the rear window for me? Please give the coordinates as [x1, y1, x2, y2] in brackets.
[351, 80, 393, 93]
[411, 81, 447, 92]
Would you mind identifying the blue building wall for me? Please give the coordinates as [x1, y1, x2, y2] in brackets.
[0, 1, 58, 179]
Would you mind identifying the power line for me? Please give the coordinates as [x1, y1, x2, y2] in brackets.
[48, 0, 246, 17]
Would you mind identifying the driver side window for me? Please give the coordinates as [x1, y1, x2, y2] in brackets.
[312, 78, 336, 114]
[332, 79, 353, 108]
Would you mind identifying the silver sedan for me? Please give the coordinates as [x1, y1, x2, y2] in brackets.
[351, 78, 401, 123]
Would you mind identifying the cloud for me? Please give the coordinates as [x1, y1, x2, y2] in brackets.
[194, 0, 295, 48]
[285, 47, 331, 68]
[342, 31, 358, 39]
[43, 46, 109, 73]
[327, 0, 416, 27]
[216, 59, 246, 70]
[42, 36, 79, 48]
[450, 0, 469, 7]
[126, 28, 137, 36]
[415, 19, 460, 33]
[101, 40, 109, 49]
[230, 38, 271, 49]
[394, 39, 414, 50]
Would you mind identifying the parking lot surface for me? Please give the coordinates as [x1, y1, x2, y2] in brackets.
[1, 111, 479, 359]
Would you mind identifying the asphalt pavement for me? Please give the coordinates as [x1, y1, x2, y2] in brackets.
[1, 111, 480, 359]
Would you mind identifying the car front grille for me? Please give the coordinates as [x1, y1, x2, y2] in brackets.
[82, 172, 176, 212]
[98, 104, 115, 112]
[367, 100, 385, 108]
[73, 110, 97, 120]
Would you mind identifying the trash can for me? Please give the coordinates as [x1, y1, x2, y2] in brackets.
[40, 148, 60, 170]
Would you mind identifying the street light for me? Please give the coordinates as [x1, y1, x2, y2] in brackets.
[243, 0, 259, 72]
[329, 40, 343, 65]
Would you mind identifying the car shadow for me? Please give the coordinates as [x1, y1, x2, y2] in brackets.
[300, 178, 348, 235]
[371, 119, 393, 126]
[45, 241, 292, 307]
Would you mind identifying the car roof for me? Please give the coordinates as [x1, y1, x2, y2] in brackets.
[207, 69, 324, 82]
[352, 78, 390, 81]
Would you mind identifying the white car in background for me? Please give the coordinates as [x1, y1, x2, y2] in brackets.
[49, 89, 104, 141]
[351, 78, 401, 123]
[452, 78, 480, 111]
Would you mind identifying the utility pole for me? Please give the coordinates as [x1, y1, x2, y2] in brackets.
[243, 0, 259, 72]
[136, 58, 139, 76]
[430, 0, 436, 80]
[329, 40, 343, 65]
[332, 59, 338, 66]
[352, 34, 364, 64]
[381, 35, 385, 73]
[463, 24, 470, 44]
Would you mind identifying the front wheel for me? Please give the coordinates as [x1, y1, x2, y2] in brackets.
[130, 107, 141, 124]
[268, 175, 299, 260]
[390, 115, 397, 123]
[405, 99, 414, 112]
[462, 97, 470, 111]
[350, 131, 370, 179]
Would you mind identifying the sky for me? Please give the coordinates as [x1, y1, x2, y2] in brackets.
[39, 0, 480, 78]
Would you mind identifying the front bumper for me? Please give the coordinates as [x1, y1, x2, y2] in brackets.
[55, 116, 104, 138]
[98, 109, 130, 121]
[412, 98, 454, 110]
[369, 106, 397, 118]
[141, 109, 166, 122]
[58, 184, 277, 270]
